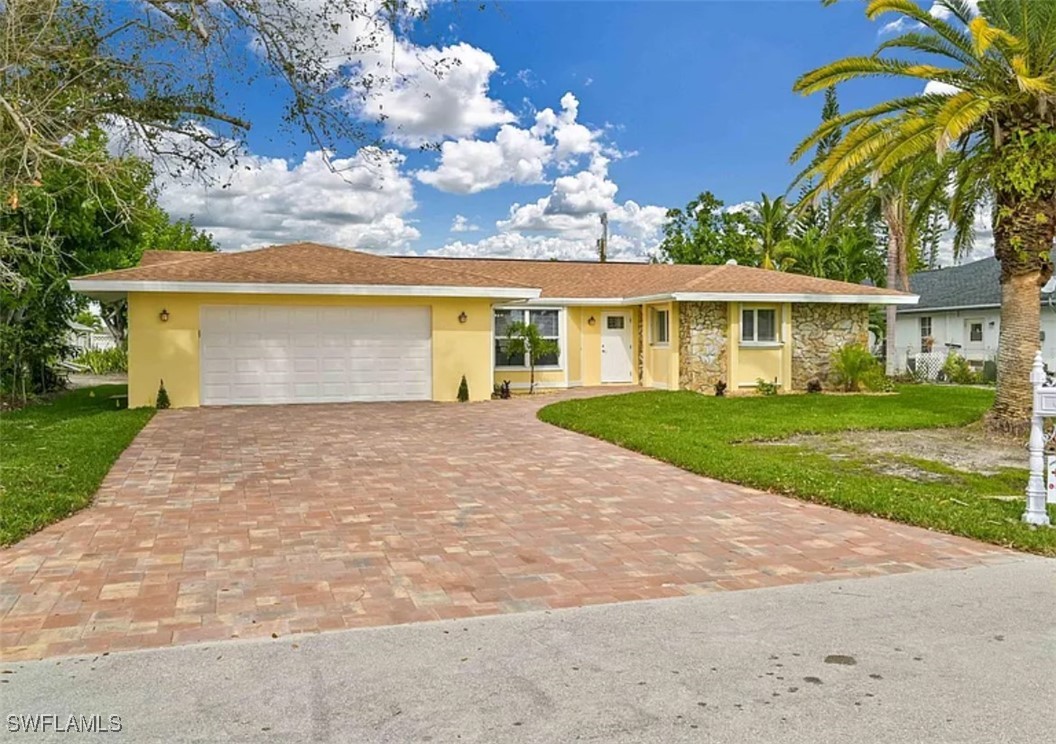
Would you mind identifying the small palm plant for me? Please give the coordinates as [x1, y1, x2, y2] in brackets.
[505, 321, 559, 394]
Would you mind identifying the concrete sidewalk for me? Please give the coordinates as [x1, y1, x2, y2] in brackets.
[3, 557, 1054, 743]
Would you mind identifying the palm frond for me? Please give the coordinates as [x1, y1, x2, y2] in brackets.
[876, 31, 976, 67]
[866, 0, 977, 61]
[934, 91, 992, 155]
[794, 57, 966, 95]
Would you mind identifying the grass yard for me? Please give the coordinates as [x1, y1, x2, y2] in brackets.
[0, 385, 153, 546]
[539, 386, 1056, 556]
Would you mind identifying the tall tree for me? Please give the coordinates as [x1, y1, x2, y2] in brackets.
[659, 192, 759, 266]
[793, 0, 1056, 431]
[751, 193, 793, 269]
[0, 130, 214, 397]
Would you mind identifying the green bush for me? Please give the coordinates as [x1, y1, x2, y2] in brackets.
[831, 343, 883, 392]
[755, 378, 779, 396]
[942, 353, 980, 385]
[457, 374, 469, 402]
[156, 380, 170, 409]
[73, 347, 127, 374]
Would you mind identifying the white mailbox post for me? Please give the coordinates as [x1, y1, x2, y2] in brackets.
[1024, 351, 1055, 526]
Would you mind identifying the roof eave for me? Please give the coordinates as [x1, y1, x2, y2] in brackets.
[68, 280, 541, 301]
[638, 292, 919, 305]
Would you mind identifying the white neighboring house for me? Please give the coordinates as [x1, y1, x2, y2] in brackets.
[894, 254, 1056, 377]
[67, 320, 118, 352]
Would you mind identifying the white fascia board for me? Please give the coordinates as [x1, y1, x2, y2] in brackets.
[523, 297, 631, 306]
[662, 292, 920, 305]
[69, 280, 541, 301]
[897, 303, 1000, 314]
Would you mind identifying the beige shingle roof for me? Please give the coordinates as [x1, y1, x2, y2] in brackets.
[75, 242, 913, 301]
[397, 255, 910, 300]
[77, 243, 532, 289]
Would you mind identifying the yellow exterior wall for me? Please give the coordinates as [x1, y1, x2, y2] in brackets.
[727, 302, 790, 390]
[641, 302, 679, 390]
[127, 292, 496, 408]
[578, 306, 640, 387]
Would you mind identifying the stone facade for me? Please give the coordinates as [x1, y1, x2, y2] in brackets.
[678, 302, 728, 393]
[791, 303, 869, 389]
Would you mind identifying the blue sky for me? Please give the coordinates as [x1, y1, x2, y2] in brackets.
[154, 1, 933, 260]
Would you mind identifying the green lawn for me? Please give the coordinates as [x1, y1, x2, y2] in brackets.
[539, 386, 1056, 556]
[0, 385, 153, 546]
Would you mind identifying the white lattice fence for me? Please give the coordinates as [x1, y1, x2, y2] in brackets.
[911, 351, 947, 381]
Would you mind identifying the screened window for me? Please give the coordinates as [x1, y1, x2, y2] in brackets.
[920, 317, 933, 351]
[741, 308, 777, 343]
[494, 309, 561, 368]
[651, 309, 670, 345]
[969, 322, 983, 343]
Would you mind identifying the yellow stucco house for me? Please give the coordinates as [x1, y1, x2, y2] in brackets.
[70, 243, 917, 408]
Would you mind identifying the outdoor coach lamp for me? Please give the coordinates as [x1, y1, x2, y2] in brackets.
[159, 308, 170, 323]
[588, 315, 596, 326]
[458, 311, 468, 324]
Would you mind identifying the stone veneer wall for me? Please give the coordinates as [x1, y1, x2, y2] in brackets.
[678, 302, 728, 393]
[791, 303, 870, 389]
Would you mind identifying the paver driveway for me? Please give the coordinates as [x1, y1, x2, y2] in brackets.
[1, 390, 1009, 661]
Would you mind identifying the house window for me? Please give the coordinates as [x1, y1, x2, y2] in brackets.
[651, 308, 670, 345]
[606, 316, 624, 330]
[741, 307, 778, 344]
[920, 316, 933, 352]
[969, 322, 983, 343]
[494, 308, 561, 368]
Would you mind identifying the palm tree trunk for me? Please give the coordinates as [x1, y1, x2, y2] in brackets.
[882, 197, 905, 377]
[988, 193, 1056, 433]
[988, 271, 1043, 432]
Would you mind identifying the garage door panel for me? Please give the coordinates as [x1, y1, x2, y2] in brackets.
[200, 305, 432, 405]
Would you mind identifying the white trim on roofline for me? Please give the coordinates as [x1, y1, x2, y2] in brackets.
[69, 280, 541, 300]
[523, 297, 629, 306]
[625, 292, 919, 305]
[897, 303, 1003, 314]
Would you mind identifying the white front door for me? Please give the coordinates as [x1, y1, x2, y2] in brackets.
[601, 312, 634, 383]
[199, 305, 432, 405]
[963, 317, 985, 357]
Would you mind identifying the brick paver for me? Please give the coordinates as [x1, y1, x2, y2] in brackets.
[1, 389, 1010, 660]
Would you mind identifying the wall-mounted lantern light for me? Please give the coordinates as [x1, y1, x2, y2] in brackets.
[159, 308, 170, 323]
[587, 315, 596, 326]
[458, 311, 468, 324]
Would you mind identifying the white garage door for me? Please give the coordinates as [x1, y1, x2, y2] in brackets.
[199, 305, 432, 405]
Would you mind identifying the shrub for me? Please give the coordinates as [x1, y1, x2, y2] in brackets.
[981, 359, 997, 384]
[806, 378, 823, 394]
[941, 353, 980, 385]
[755, 378, 779, 396]
[73, 347, 127, 374]
[457, 375, 469, 402]
[156, 380, 170, 409]
[831, 343, 883, 392]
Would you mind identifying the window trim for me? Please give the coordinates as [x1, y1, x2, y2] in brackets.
[740, 306, 780, 346]
[919, 316, 933, 352]
[650, 307, 670, 347]
[494, 306, 565, 371]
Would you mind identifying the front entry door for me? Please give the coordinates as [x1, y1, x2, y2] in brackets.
[601, 312, 634, 383]
[964, 317, 985, 356]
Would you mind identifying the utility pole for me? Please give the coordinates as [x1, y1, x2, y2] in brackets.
[597, 212, 608, 263]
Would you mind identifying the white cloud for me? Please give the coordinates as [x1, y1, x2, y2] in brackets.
[416, 122, 553, 193]
[879, 17, 917, 35]
[271, 1, 514, 146]
[431, 148, 668, 262]
[416, 91, 610, 194]
[155, 147, 419, 252]
[450, 214, 479, 233]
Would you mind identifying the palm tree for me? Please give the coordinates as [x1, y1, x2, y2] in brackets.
[781, 226, 839, 279]
[830, 225, 884, 285]
[822, 163, 945, 375]
[751, 193, 793, 269]
[792, 0, 1056, 432]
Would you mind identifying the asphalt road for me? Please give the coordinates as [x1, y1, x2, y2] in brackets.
[3, 557, 1054, 743]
